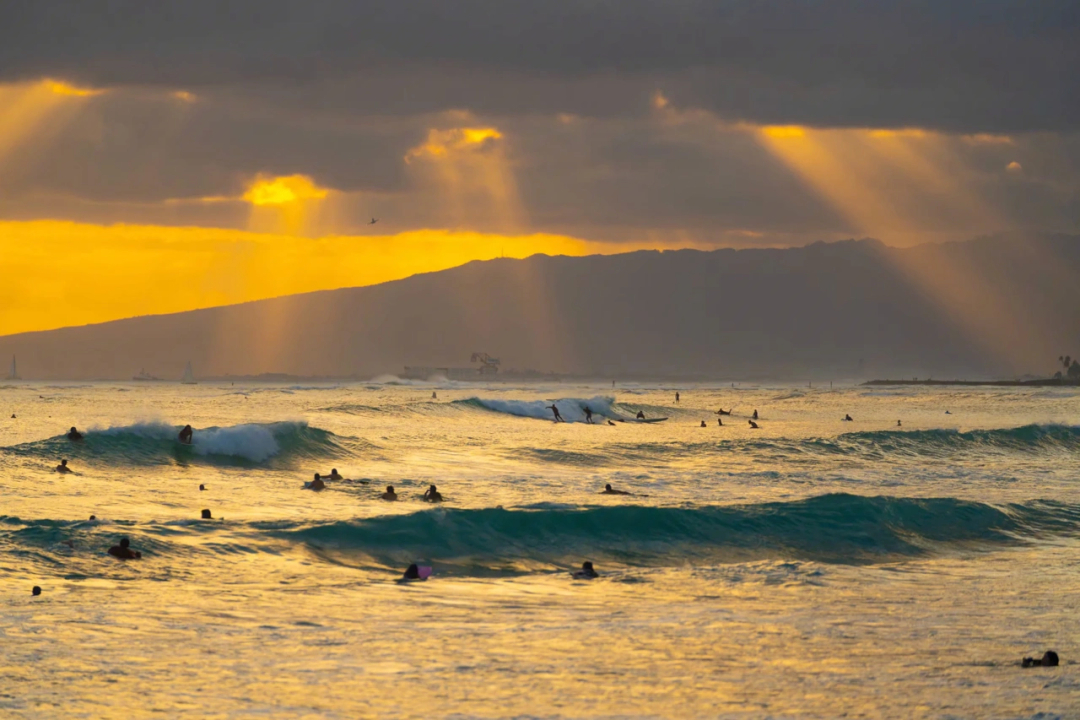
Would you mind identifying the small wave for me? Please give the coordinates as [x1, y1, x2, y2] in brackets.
[271, 494, 1080, 571]
[823, 424, 1080, 457]
[1, 421, 350, 467]
[455, 396, 619, 423]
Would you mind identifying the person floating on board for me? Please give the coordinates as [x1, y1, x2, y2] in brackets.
[307, 474, 326, 491]
[897, 420, 902, 427]
[382, 485, 398, 501]
[748, 420, 760, 429]
[636, 410, 646, 420]
[1022, 651, 1059, 668]
[178, 425, 193, 444]
[67, 427, 84, 441]
[55, 459, 72, 473]
[583, 406, 594, 424]
[401, 563, 432, 582]
[573, 561, 599, 579]
[328, 469, 343, 481]
[843, 414, 853, 422]
[752, 410, 759, 420]
[601, 484, 631, 495]
[718, 418, 723, 427]
[423, 484, 443, 502]
[547, 404, 564, 422]
[107, 537, 141, 560]
[700, 420, 707, 427]
[716, 408, 732, 416]
[432, 391, 437, 400]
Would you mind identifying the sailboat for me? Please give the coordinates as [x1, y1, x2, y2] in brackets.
[180, 361, 197, 385]
[7, 355, 19, 381]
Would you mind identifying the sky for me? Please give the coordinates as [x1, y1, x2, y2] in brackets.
[1, 0, 1078, 335]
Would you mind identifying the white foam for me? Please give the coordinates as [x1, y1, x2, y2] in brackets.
[194, 423, 281, 462]
[468, 396, 618, 423]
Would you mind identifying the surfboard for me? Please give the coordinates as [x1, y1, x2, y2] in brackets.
[616, 417, 669, 423]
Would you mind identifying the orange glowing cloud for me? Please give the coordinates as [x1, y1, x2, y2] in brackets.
[242, 174, 329, 206]
[43, 79, 104, 97]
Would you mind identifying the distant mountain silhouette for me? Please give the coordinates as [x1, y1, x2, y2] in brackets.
[3, 234, 1079, 380]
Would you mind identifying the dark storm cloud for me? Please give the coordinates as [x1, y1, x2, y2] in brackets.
[2, 0, 1078, 132]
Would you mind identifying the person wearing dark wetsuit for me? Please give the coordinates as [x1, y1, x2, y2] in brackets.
[547, 405, 563, 422]
[718, 418, 723, 427]
[382, 485, 398, 501]
[583, 406, 594, 424]
[308, 474, 326, 491]
[843, 414, 853, 422]
[636, 410, 645, 420]
[423, 484, 443, 502]
[752, 410, 759, 420]
[573, 561, 599, 579]
[601, 483, 631, 495]
[749, 420, 760, 429]
[68, 427, 84, 441]
[108, 537, 141, 559]
[700, 420, 707, 427]
[328, 468, 343, 480]
[178, 425, 193, 444]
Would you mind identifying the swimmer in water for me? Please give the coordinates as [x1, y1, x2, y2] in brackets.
[897, 420, 902, 427]
[636, 410, 646, 420]
[572, 561, 599, 579]
[748, 420, 760, 429]
[178, 424, 193, 444]
[432, 391, 437, 400]
[55, 459, 71, 473]
[547, 404, 564, 422]
[328, 468, 343, 481]
[700, 420, 707, 427]
[67, 427, 84, 441]
[675, 391, 680, 403]
[601, 483, 631, 495]
[381, 485, 398, 501]
[423, 484, 443, 502]
[583, 406, 594, 424]
[718, 418, 723, 426]
[107, 537, 141, 560]
[752, 410, 759, 420]
[716, 408, 732, 416]
[308, 473, 326, 491]
[1022, 651, 1059, 667]
[607, 420, 616, 426]
[843, 414, 853, 421]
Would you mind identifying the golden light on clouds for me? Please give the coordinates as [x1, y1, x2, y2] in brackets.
[43, 79, 104, 97]
[760, 125, 806, 139]
[406, 125, 523, 231]
[243, 174, 329, 206]
[242, 174, 331, 236]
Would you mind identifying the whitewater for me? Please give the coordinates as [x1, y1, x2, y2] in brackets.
[2, 381, 1079, 718]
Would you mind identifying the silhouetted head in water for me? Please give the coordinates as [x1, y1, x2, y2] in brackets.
[573, 561, 599, 579]
[201, 509, 212, 519]
[329, 468, 342, 480]
[32, 586, 41, 596]
[424, 484, 443, 502]
[1023, 651, 1059, 667]
[199, 484, 205, 491]
[67, 427, 83, 440]
[605, 484, 612, 491]
[700, 420, 707, 427]
[108, 537, 141, 559]
[382, 485, 397, 501]
[88, 515, 96, 521]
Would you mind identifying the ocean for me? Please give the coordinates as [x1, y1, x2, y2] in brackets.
[1, 380, 1078, 718]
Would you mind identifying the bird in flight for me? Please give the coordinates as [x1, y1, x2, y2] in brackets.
[369, 217, 379, 225]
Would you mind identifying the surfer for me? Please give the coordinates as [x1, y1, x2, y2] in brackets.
[423, 484, 443, 502]
[601, 483, 631, 495]
[607, 420, 616, 426]
[401, 563, 431, 582]
[1022, 651, 1059, 668]
[636, 410, 646, 420]
[752, 410, 759, 420]
[583, 406, 594, 424]
[328, 468, 343, 481]
[700, 420, 707, 427]
[307, 473, 326, 491]
[716, 408, 732, 416]
[67, 427, 84, 441]
[107, 537, 141, 560]
[54, 459, 72, 473]
[897, 420, 902, 427]
[178, 424, 193, 444]
[675, 392, 680, 403]
[432, 391, 437, 400]
[843, 414, 853, 422]
[572, 561, 599, 579]
[381, 485, 398, 501]
[547, 404, 564, 422]
[201, 509, 212, 519]
[748, 420, 760, 429]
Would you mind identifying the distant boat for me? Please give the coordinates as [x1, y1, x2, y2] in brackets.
[7, 355, 19, 381]
[181, 361, 197, 385]
[133, 368, 162, 382]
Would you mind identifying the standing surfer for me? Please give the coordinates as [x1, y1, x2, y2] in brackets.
[178, 425, 193, 444]
[583, 406, 594, 424]
[547, 404, 564, 422]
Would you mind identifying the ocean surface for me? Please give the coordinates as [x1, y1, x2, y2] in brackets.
[1, 380, 1078, 718]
